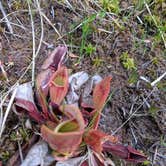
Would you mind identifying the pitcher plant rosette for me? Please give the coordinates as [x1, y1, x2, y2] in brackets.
[13, 45, 147, 164]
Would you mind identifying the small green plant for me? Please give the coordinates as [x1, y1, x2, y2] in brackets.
[160, 135, 166, 147]
[0, 151, 10, 161]
[142, 160, 151, 166]
[120, 52, 137, 70]
[11, 0, 22, 10]
[85, 44, 96, 56]
[99, 0, 120, 14]
[92, 57, 104, 67]
[144, 14, 161, 27]
[10, 127, 30, 142]
[134, 0, 151, 10]
[128, 70, 139, 84]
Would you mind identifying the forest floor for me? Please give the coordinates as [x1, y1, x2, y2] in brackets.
[0, 1, 165, 166]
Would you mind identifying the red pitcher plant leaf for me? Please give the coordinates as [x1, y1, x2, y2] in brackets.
[41, 105, 85, 160]
[41, 45, 67, 70]
[81, 102, 95, 118]
[81, 103, 95, 126]
[36, 46, 67, 118]
[93, 76, 112, 112]
[36, 69, 54, 119]
[103, 142, 147, 163]
[84, 129, 118, 153]
[36, 46, 67, 98]
[36, 69, 54, 97]
[49, 66, 69, 105]
[91, 76, 112, 129]
[14, 82, 44, 123]
[35, 86, 49, 119]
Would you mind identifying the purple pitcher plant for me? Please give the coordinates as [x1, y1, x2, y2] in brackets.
[13, 45, 147, 164]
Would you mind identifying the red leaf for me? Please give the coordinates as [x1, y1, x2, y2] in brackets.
[15, 99, 43, 123]
[14, 83, 43, 123]
[103, 142, 147, 163]
[36, 69, 54, 120]
[36, 69, 54, 97]
[93, 76, 112, 111]
[81, 103, 95, 126]
[84, 130, 118, 153]
[84, 130, 108, 153]
[36, 45, 67, 118]
[92, 76, 112, 129]
[35, 86, 49, 119]
[41, 105, 85, 158]
[41, 45, 67, 70]
[49, 67, 69, 105]
[81, 103, 95, 118]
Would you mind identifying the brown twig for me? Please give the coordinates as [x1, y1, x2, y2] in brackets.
[0, 1, 13, 34]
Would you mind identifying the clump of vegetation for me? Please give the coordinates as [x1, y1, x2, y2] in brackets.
[92, 56, 104, 67]
[0, 151, 10, 162]
[85, 43, 96, 56]
[99, 0, 120, 14]
[80, 14, 96, 56]
[10, 127, 30, 142]
[128, 70, 139, 84]
[13, 46, 147, 164]
[120, 52, 137, 70]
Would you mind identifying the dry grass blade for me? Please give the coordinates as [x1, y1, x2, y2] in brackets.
[0, 96, 3, 134]
[27, 0, 44, 87]
[0, 84, 18, 138]
[0, 9, 38, 23]
[35, 0, 44, 57]
[0, 60, 9, 81]
[40, 11, 66, 45]
[18, 140, 23, 163]
[151, 71, 166, 87]
[27, 0, 36, 86]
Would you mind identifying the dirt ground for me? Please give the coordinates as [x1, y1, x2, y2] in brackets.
[0, 1, 165, 166]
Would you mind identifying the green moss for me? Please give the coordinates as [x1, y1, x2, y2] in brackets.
[120, 52, 137, 70]
[0, 151, 10, 161]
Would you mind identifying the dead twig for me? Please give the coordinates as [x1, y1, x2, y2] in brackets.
[0, 84, 18, 138]
[27, 0, 36, 86]
[151, 71, 166, 87]
[0, 1, 13, 34]
[0, 60, 9, 81]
